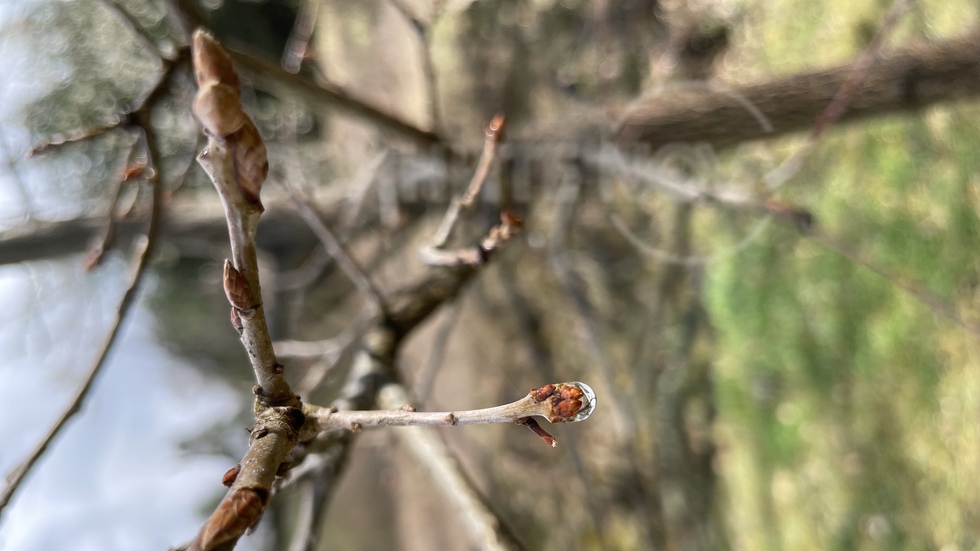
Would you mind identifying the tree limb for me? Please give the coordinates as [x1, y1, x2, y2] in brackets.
[612, 28, 980, 150]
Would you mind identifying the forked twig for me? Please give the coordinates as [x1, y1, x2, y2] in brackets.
[420, 114, 505, 263]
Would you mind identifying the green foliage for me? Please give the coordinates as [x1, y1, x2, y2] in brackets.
[706, 8, 980, 547]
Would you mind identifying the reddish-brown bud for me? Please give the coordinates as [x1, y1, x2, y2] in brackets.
[191, 487, 268, 551]
[531, 384, 556, 402]
[223, 259, 253, 310]
[500, 210, 523, 231]
[221, 464, 241, 487]
[534, 382, 596, 423]
[229, 120, 268, 209]
[517, 417, 557, 447]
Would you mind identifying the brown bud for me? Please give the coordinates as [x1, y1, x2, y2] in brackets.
[223, 260, 253, 310]
[192, 29, 240, 92]
[229, 120, 268, 209]
[531, 384, 556, 402]
[221, 464, 241, 487]
[193, 82, 247, 138]
[193, 487, 268, 550]
[275, 462, 292, 478]
[500, 210, 523, 231]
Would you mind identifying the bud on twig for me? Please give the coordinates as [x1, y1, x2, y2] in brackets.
[190, 487, 268, 551]
[192, 30, 240, 92]
[193, 82, 247, 138]
[230, 120, 269, 208]
[223, 259, 254, 312]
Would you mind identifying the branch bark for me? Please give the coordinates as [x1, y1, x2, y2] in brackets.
[613, 28, 980, 150]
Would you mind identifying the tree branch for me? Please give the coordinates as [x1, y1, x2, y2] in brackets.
[303, 381, 595, 436]
[612, 28, 980, 150]
[179, 29, 302, 551]
[0, 106, 165, 520]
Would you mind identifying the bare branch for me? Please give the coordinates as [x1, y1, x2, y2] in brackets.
[423, 114, 505, 253]
[180, 29, 301, 551]
[304, 381, 596, 436]
[610, 27, 980, 151]
[192, 29, 294, 406]
[281, 0, 319, 74]
[0, 119, 164, 520]
[379, 383, 527, 551]
[286, 185, 387, 314]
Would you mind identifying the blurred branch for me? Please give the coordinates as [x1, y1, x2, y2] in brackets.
[230, 47, 442, 146]
[281, 0, 319, 74]
[415, 299, 460, 404]
[378, 383, 528, 551]
[286, 185, 387, 314]
[169, 0, 442, 146]
[420, 115, 510, 265]
[0, 100, 166, 519]
[611, 28, 980, 150]
[765, 0, 910, 189]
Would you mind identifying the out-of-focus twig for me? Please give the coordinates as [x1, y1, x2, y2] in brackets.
[548, 169, 634, 443]
[0, 105, 165, 520]
[415, 300, 460, 404]
[422, 114, 505, 255]
[282, 0, 319, 74]
[765, 0, 910, 190]
[286, 185, 387, 314]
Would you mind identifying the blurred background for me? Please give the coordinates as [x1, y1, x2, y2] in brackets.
[1, 0, 979, 550]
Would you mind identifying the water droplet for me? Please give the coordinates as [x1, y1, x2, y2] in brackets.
[566, 381, 596, 422]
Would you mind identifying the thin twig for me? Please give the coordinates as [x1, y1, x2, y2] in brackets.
[84, 131, 144, 270]
[0, 122, 163, 519]
[379, 383, 527, 551]
[425, 114, 505, 251]
[548, 169, 634, 444]
[282, 0, 319, 74]
[807, 228, 980, 338]
[304, 381, 595, 436]
[415, 299, 461, 404]
[286, 185, 387, 314]
[180, 29, 302, 551]
[764, 0, 910, 190]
